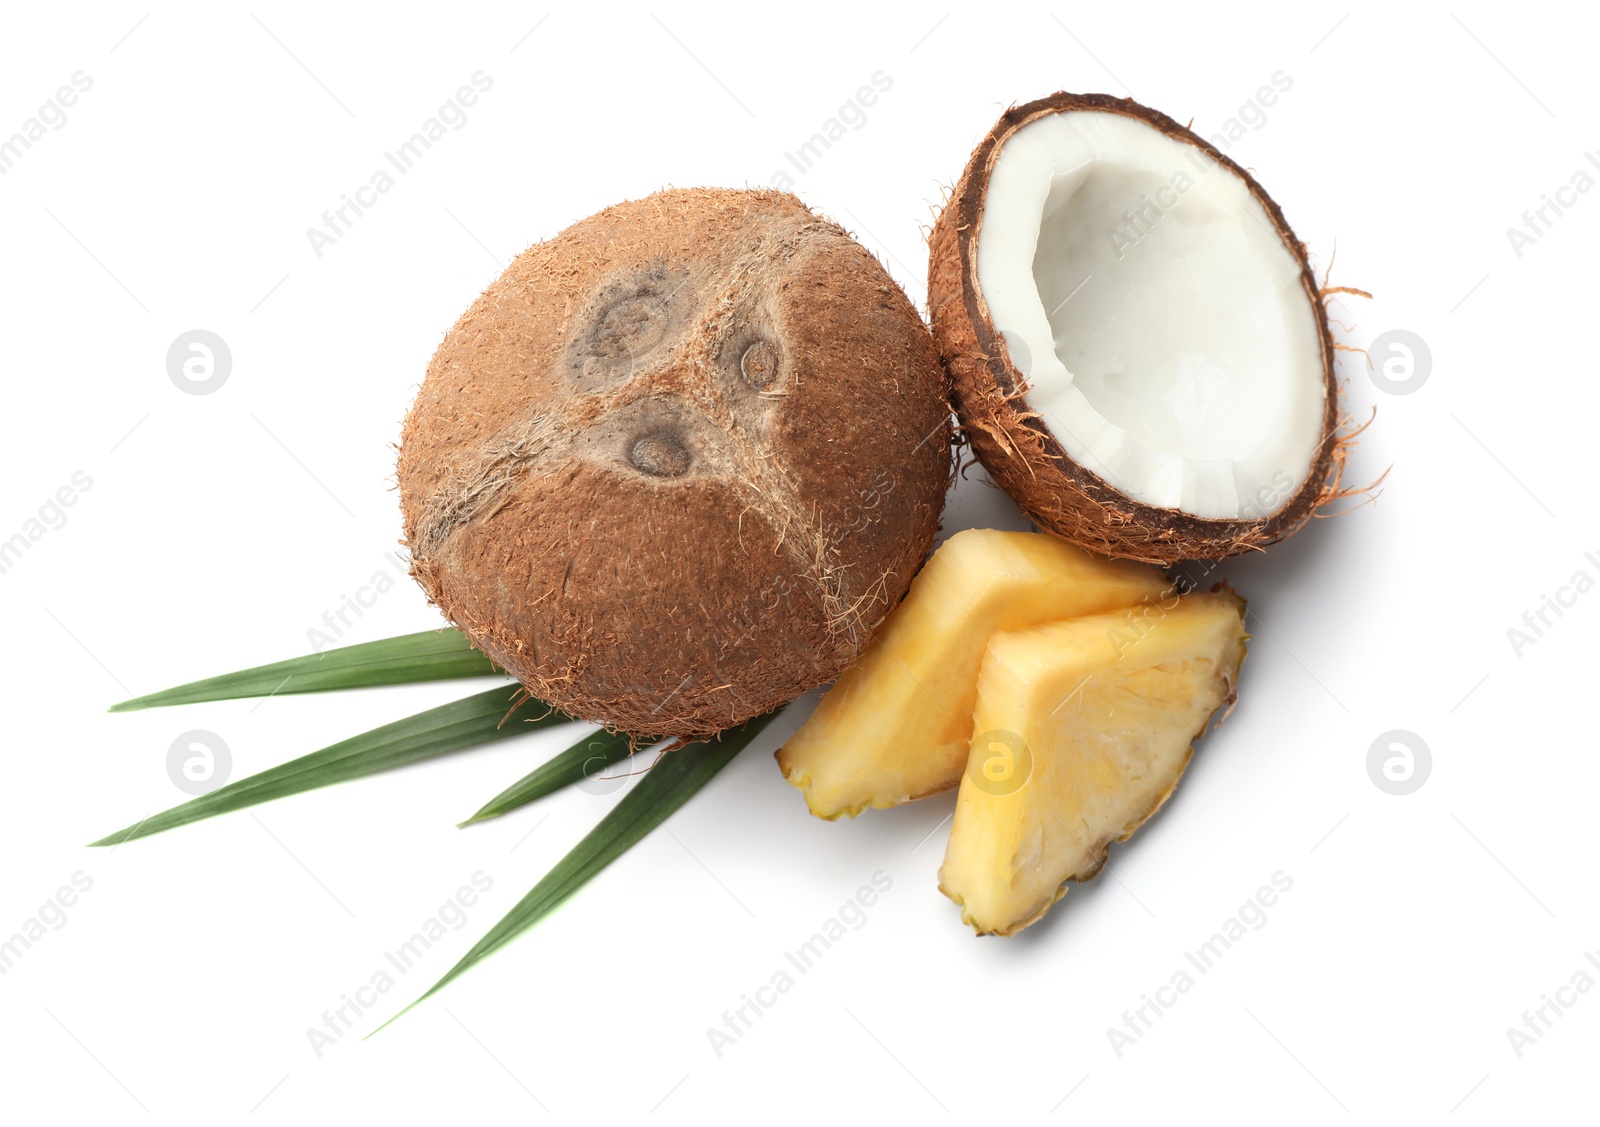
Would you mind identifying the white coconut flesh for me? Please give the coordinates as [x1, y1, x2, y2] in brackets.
[976, 110, 1326, 520]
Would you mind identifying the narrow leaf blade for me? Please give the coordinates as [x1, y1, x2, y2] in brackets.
[459, 727, 654, 826]
[92, 687, 570, 845]
[375, 709, 777, 1032]
[109, 629, 500, 712]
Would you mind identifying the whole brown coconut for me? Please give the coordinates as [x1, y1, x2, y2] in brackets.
[399, 189, 952, 738]
[929, 92, 1360, 564]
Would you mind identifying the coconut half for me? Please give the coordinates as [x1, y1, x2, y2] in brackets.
[930, 92, 1353, 563]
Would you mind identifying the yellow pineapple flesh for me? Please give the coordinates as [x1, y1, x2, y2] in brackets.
[939, 587, 1247, 935]
[776, 529, 1170, 819]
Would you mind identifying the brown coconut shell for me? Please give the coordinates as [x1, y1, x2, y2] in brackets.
[398, 188, 952, 738]
[929, 92, 1358, 564]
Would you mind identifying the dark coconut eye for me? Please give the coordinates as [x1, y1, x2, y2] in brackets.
[567, 270, 687, 391]
[591, 289, 668, 359]
[629, 431, 692, 478]
[739, 339, 780, 391]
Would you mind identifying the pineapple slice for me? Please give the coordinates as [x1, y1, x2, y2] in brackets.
[776, 529, 1169, 818]
[939, 587, 1247, 935]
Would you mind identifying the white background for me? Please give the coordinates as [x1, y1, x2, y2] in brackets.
[0, 2, 1593, 1123]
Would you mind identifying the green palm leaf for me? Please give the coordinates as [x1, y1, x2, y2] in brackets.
[459, 726, 652, 827]
[109, 629, 500, 712]
[92, 686, 569, 846]
[374, 709, 777, 1033]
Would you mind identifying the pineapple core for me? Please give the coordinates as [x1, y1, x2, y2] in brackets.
[776, 529, 1169, 818]
[939, 588, 1247, 935]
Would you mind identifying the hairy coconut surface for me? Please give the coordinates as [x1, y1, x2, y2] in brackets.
[399, 188, 952, 737]
[930, 92, 1359, 564]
